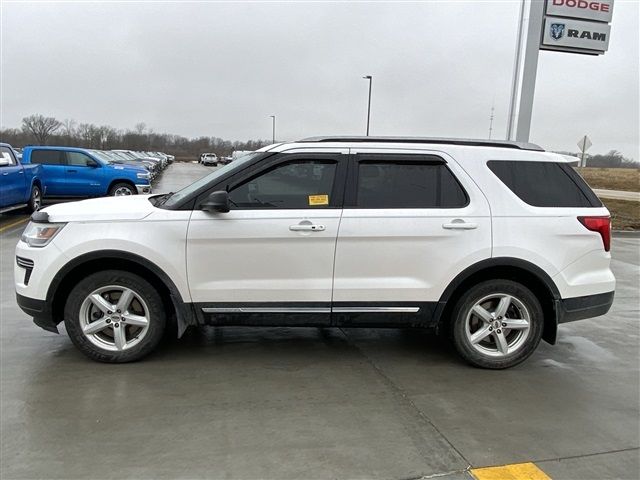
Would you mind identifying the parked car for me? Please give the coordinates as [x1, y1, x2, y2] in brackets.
[90, 150, 155, 178]
[15, 137, 614, 367]
[107, 151, 158, 176]
[200, 153, 218, 166]
[0, 143, 42, 213]
[112, 150, 164, 173]
[21, 146, 152, 197]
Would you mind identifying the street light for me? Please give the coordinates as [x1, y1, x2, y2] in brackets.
[269, 115, 276, 144]
[363, 75, 372, 136]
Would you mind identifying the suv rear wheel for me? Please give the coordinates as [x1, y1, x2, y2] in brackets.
[450, 279, 543, 369]
[64, 270, 166, 363]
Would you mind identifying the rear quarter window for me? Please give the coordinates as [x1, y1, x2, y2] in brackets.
[487, 160, 602, 208]
[30, 150, 65, 165]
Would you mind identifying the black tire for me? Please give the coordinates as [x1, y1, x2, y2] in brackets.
[64, 270, 166, 363]
[27, 185, 41, 212]
[108, 182, 135, 196]
[450, 279, 543, 369]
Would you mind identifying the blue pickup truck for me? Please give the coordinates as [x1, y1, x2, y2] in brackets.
[21, 146, 152, 197]
[0, 143, 43, 213]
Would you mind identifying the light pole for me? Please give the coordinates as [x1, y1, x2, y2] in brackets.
[363, 75, 372, 136]
[269, 115, 276, 144]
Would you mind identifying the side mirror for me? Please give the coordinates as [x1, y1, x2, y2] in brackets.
[201, 190, 230, 213]
[0, 158, 11, 167]
[87, 160, 100, 168]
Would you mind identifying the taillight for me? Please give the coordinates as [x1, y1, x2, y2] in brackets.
[578, 216, 611, 252]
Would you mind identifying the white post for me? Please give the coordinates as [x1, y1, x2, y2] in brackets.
[506, 0, 527, 141]
[516, 0, 545, 142]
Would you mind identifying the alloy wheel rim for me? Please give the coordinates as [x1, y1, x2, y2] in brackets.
[79, 285, 150, 352]
[114, 187, 133, 196]
[464, 293, 531, 357]
[33, 189, 41, 210]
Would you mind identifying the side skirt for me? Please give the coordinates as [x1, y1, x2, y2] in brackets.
[195, 302, 438, 328]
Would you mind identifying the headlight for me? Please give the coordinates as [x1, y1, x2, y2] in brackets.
[137, 172, 150, 179]
[21, 222, 66, 247]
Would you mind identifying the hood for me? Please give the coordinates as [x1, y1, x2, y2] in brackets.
[106, 162, 148, 173]
[41, 195, 156, 223]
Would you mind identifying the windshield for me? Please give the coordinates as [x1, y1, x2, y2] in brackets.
[89, 150, 115, 163]
[113, 151, 135, 160]
[162, 152, 263, 208]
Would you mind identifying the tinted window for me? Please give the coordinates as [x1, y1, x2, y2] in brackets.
[30, 150, 65, 165]
[66, 151, 96, 167]
[488, 161, 602, 208]
[0, 146, 17, 166]
[229, 160, 337, 209]
[356, 161, 467, 208]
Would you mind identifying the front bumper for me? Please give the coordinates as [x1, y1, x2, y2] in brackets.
[16, 293, 58, 333]
[135, 184, 152, 194]
[556, 291, 615, 324]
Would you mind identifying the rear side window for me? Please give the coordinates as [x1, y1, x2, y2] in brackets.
[356, 161, 468, 208]
[488, 161, 602, 208]
[30, 150, 65, 165]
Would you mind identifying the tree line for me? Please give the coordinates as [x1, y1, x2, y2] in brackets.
[557, 150, 638, 169]
[0, 114, 270, 159]
[2, 114, 638, 166]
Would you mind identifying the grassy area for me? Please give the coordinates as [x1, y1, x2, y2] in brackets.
[602, 199, 640, 231]
[576, 167, 640, 192]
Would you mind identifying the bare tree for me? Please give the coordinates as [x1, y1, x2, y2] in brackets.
[61, 118, 77, 138]
[21, 114, 62, 144]
[134, 122, 146, 135]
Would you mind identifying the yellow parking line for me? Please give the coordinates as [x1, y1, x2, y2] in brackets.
[471, 462, 551, 480]
[0, 218, 29, 234]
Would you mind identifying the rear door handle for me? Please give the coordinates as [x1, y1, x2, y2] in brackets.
[67, 169, 77, 173]
[442, 220, 478, 230]
[289, 224, 326, 232]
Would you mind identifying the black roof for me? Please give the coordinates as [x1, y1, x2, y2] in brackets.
[299, 136, 544, 152]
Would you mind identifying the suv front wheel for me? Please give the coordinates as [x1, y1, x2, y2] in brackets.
[450, 280, 543, 369]
[64, 270, 166, 363]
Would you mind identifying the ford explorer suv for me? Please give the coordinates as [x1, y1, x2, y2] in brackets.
[0, 143, 43, 213]
[21, 146, 152, 197]
[14, 137, 615, 368]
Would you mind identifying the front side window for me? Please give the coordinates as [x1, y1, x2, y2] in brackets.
[229, 160, 337, 209]
[356, 161, 468, 208]
[488, 160, 602, 208]
[66, 151, 96, 167]
[30, 150, 65, 165]
[0, 146, 17, 166]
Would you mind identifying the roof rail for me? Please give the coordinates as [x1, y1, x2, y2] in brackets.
[298, 136, 544, 152]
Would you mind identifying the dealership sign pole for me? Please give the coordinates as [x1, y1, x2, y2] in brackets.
[507, 0, 614, 143]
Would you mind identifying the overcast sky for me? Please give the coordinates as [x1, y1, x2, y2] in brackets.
[2, 0, 638, 159]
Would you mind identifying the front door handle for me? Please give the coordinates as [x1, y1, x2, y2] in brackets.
[67, 169, 78, 173]
[289, 224, 326, 232]
[442, 220, 478, 230]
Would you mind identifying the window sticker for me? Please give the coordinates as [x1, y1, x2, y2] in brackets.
[308, 194, 329, 206]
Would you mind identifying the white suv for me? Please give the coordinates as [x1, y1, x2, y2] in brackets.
[14, 137, 615, 368]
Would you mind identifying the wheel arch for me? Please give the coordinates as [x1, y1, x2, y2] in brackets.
[434, 258, 561, 344]
[48, 250, 196, 337]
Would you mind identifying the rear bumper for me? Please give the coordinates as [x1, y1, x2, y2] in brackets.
[16, 293, 58, 333]
[557, 291, 615, 324]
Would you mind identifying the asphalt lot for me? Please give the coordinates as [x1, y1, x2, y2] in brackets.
[1, 162, 639, 479]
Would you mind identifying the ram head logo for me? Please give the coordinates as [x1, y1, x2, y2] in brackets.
[550, 23, 565, 40]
